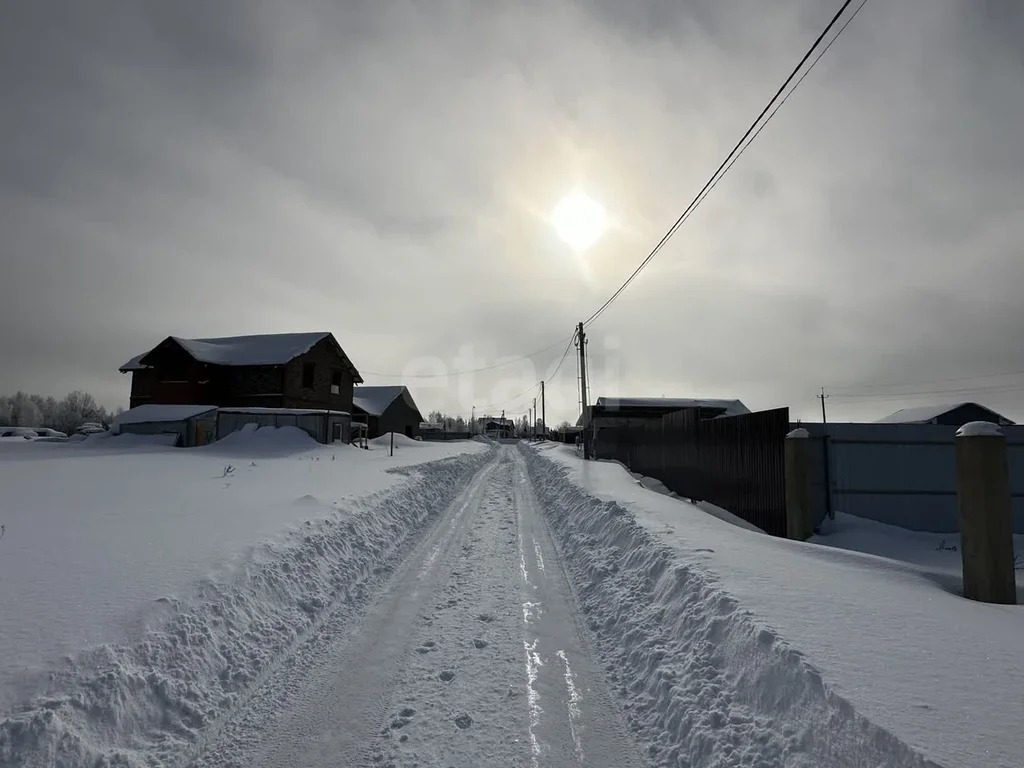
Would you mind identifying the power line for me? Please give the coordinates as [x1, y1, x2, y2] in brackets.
[685, 0, 869, 228]
[830, 381, 1024, 402]
[473, 382, 540, 413]
[583, 0, 861, 330]
[828, 367, 1024, 394]
[361, 334, 574, 379]
[543, 330, 578, 386]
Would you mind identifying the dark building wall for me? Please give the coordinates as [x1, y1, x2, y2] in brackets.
[933, 404, 1013, 426]
[281, 336, 357, 412]
[364, 390, 422, 438]
[128, 340, 211, 407]
[128, 336, 358, 412]
[216, 366, 285, 407]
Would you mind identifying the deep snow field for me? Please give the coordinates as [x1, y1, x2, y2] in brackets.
[0, 428, 489, 757]
[526, 443, 1023, 768]
[2, 432, 1021, 767]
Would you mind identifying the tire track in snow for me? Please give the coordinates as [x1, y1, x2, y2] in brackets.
[510, 447, 647, 768]
[189, 454, 500, 768]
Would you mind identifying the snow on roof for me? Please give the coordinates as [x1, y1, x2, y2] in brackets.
[594, 397, 751, 417]
[352, 386, 407, 417]
[876, 402, 1011, 425]
[115, 404, 218, 425]
[120, 352, 149, 371]
[217, 407, 350, 415]
[120, 332, 346, 371]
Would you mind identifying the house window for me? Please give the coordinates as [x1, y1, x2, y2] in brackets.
[302, 363, 315, 389]
[330, 370, 342, 395]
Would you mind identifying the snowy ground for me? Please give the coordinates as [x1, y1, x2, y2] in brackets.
[528, 442, 1023, 768]
[4, 435, 1020, 766]
[0, 428, 487, 761]
[812, 511, 1024, 577]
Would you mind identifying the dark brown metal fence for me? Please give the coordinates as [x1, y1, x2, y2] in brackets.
[592, 407, 790, 536]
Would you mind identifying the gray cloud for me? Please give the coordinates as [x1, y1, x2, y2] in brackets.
[1, 0, 1022, 425]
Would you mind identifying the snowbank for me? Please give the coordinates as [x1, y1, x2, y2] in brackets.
[522, 443, 1023, 768]
[368, 432, 429, 449]
[0, 445, 494, 766]
[813, 511, 1024, 580]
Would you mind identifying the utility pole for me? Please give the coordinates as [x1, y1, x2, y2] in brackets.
[540, 380, 545, 441]
[577, 322, 590, 459]
[577, 322, 588, 414]
[818, 386, 833, 520]
[533, 397, 537, 440]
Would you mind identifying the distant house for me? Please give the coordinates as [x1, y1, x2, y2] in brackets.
[352, 386, 424, 439]
[477, 416, 514, 439]
[579, 396, 750, 429]
[119, 332, 362, 413]
[876, 402, 1015, 427]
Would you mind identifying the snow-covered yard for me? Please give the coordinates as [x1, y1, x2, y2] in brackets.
[3, 434, 1021, 767]
[526, 442, 1024, 768]
[0, 429, 487, 715]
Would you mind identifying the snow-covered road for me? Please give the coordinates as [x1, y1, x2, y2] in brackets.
[189, 446, 646, 768]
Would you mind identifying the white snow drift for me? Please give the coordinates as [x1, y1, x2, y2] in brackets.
[522, 442, 1023, 768]
[0, 429, 491, 767]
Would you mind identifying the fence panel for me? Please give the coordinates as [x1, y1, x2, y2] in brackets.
[592, 407, 789, 536]
[801, 423, 1024, 533]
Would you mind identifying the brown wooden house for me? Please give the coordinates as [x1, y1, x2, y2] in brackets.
[119, 332, 362, 413]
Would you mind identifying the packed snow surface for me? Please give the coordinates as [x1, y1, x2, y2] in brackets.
[528, 442, 1023, 768]
[0, 428, 485, 719]
[813, 511, 1024, 579]
[4, 433, 1020, 767]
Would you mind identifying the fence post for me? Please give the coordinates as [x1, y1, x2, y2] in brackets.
[955, 422, 1016, 604]
[785, 428, 813, 540]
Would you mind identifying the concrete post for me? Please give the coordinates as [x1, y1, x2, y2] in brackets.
[955, 422, 1017, 604]
[785, 428, 814, 541]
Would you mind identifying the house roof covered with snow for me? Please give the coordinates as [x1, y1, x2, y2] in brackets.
[114, 404, 218, 425]
[594, 397, 751, 417]
[352, 386, 408, 417]
[120, 332, 362, 380]
[876, 402, 1015, 426]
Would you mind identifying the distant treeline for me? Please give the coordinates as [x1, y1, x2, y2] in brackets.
[0, 391, 124, 433]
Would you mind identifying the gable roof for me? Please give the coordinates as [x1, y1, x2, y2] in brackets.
[352, 385, 408, 417]
[114, 404, 218, 425]
[120, 333, 362, 380]
[876, 402, 1014, 425]
[594, 397, 751, 417]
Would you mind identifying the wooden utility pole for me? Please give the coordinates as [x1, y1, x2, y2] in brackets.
[577, 322, 588, 415]
[818, 386, 833, 520]
[577, 322, 590, 458]
[533, 397, 537, 439]
[540, 381, 545, 441]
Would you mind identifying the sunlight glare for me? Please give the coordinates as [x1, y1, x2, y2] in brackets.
[551, 191, 607, 252]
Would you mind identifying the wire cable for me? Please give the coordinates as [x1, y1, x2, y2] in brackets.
[360, 334, 574, 379]
[681, 0, 870, 234]
[583, 0, 860, 330]
[828, 366, 1024, 394]
[543, 330, 578, 386]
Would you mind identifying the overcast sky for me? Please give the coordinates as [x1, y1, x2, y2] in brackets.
[2, 0, 1022, 425]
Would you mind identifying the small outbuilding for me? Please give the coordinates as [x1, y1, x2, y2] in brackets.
[876, 402, 1015, 427]
[113, 404, 218, 447]
[352, 386, 424, 439]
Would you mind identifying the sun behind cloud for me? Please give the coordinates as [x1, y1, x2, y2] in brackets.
[551, 191, 608, 252]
